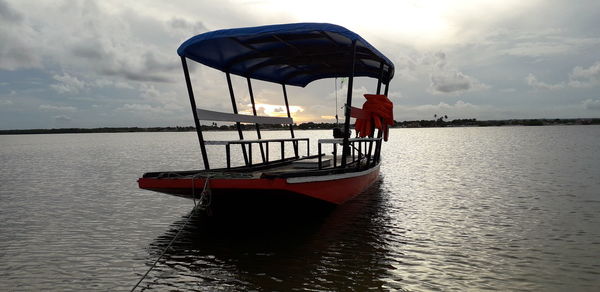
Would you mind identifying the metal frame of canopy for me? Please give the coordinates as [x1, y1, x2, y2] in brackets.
[177, 23, 393, 171]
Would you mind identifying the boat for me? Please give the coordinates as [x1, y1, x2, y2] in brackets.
[137, 23, 395, 209]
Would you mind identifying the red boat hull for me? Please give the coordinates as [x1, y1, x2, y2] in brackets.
[138, 165, 380, 205]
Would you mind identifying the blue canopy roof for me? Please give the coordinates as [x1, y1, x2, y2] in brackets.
[178, 23, 394, 87]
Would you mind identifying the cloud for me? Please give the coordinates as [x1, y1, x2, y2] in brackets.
[429, 71, 486, 94]
[98, 56, 176, 83]
[445, 0, 600, 58]
[0, 0, 22, 23]
[492, 30, 600, 58]
[582, 99, 600, 111]
[525, 73, 564, 90]
[116, 103, 172, 114]
[39, 105, 78, 112]
[93, 78, 134, 89]
[0, 0, 40, 70]
[391, 54, 420, 81]
[135, 83, 186, 113]
[167, 17, 207, 35]
[569, 62, 600, 88]
[4, 0, 180, 82]
[70, 39, 106, 60]
[420, 51, 489, 95]
[254, 103, 304, 117]
[0, 99, 14, 105]
[98, 51, 178, 83]
[50, 73, 86, 94]
[418, 100, 482, 112]
[527, 61, 600, 90]
[326, 85, 369, 102]
[394, 100, 533, 120]
[501, 41, 572, 58]
[396, 100, 490, 120]
[139, 83, 160, 99]
[53, 115, 72, 122]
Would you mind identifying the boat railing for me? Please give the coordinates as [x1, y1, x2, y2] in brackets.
[317, 137, 382, 169]
[194, 106, 302, 169]
[205, 138, 309, 169]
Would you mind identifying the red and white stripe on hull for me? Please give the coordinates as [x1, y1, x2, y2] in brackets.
[138, 164, 380, 205]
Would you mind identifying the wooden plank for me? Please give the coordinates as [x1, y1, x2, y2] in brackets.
[196, 108, 293, 124]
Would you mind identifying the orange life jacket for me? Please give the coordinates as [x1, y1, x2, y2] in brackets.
[352, 94, 394, 141]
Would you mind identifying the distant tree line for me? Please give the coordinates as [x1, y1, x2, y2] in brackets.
[0, 126, 197, 135]
[395, 118, 600, 128]
[1, 118, 599, 135]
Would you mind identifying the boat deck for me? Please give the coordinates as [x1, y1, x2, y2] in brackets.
[142, 155, 363, 180]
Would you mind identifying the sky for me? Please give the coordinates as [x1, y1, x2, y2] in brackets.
[1, 0, 600, 130]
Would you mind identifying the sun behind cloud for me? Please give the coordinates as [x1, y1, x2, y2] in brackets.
[250, 103, 304, 118]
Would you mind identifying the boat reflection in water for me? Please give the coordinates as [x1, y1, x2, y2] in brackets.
[140, 179, 405, 291]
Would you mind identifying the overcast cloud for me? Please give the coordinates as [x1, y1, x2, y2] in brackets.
[1, 0, 600, 129]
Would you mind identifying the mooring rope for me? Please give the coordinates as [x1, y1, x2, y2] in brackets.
[192, 174, 212, 210]
[130, 175, 211, 292]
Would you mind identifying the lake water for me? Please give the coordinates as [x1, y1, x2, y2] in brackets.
[1, 126, 599, 291]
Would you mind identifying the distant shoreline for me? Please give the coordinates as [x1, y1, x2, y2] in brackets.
[1, 118, 599, 135]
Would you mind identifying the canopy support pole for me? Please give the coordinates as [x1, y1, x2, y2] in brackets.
[247, 78, 266, 163]
[181, 56, 209, 170]
[341, 41, 357, 167]
[373, 81, 390, 165]
[282, 84, 298, 158]
[376, 62, 384, 95]
[226, 73, 249, 166]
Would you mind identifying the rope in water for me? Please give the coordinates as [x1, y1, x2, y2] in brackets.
[130, 175, 211, 292]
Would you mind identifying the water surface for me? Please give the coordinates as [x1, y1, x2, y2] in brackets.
[1, 126, 599, 291]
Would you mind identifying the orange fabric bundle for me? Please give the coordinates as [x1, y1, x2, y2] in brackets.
[354, 94, 394, 141]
